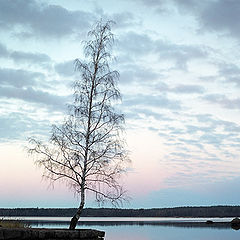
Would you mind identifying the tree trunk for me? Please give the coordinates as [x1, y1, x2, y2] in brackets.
[69, 201, 85, 230]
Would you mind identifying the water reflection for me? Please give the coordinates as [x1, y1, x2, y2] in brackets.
[31, 220, 232, 229]
[29, 220, 239, 240]
[103, 225, 239, 240]
[3, 217, 239, 240]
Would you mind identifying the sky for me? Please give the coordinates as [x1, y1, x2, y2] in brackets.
[0, 0, 240, 209]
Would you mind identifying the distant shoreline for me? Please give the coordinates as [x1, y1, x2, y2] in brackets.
[1, 206, 240, 218]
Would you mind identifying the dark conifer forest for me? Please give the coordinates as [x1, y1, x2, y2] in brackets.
[1, 206, 240, 217]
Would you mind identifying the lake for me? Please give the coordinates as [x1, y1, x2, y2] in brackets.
[3, 217, 240, 240]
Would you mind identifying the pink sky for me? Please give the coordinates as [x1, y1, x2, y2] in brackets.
[1, 0, 240, 209]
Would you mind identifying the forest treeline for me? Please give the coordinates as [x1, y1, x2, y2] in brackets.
[1, 206, 240, 217]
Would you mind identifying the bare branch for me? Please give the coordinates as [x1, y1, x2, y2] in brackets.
[27, 20, 130, 230]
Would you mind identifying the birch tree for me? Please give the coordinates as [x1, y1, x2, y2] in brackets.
[28, 20, 129, 230]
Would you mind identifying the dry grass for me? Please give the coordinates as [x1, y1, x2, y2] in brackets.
[0, 219, 31, 228]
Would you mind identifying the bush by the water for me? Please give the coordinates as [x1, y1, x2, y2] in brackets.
[0, 219, 30, 228]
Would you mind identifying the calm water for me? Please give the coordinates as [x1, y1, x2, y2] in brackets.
[4, 217, 240, 240]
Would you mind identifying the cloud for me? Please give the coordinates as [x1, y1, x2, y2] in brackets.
[123, 94, 182, 110]
[119, 31, 208, 69]
[203, 94, 240, 110]
[125, 0, 169, 14]
[0, 86, 69, 110]
[155, 40, 208, 69]
[118, 32, 153, 56]
[185, 124, 212, 134]
[173, 0, 240, 40]
[195, 113, 240, 136]
[137, 0, 166, 7]
[218, 63, 240, 88]
[199, 0, 240, 39]
[120, 64, 160, 85]
[95, 8, 140, 29]
[125, 106, 174, 123]
[111, 12, 140, 28]
[199, 132, 227, 147]
[171, 84, 205, 94]
[10, 51, 51, 66]
[0, 0, 94, 38]
[173, 0, 206, 13]
[138, 176, 240, 207]
[222, 120, 240, 133]
[0, 68, 68, 111]
[55, 60, 75, 77]
[219, 63, 240, 76]
[157, 111, 240, 171]
[151, 82, 205, 95]
[0, 68, 43, 88]
[0, 42, 52, 67]
[0, 42, 8, 57]
[0, 112, 50, 141]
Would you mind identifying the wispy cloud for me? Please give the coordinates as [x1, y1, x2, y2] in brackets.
[123, 94, 182, 110]
[0, 112, 50, 141]
[203, 94, 240, 110]
[118, 31, 208, 69]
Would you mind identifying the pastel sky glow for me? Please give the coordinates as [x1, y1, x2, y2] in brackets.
[1, 0, 240, 208]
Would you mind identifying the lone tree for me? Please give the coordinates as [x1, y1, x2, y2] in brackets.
[28, 20, 129, 230]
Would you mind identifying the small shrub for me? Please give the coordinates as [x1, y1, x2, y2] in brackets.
[0, 218, 31, 228]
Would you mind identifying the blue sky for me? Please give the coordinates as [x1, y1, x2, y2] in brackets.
[0, 0, 240, 208]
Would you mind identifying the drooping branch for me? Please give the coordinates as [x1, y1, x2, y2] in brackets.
[28, 20, 129, 230]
